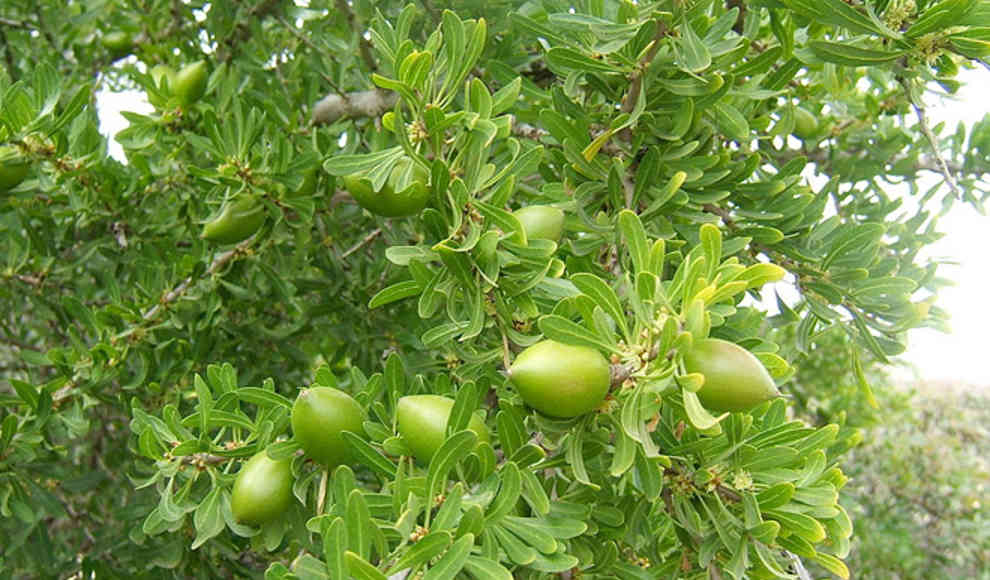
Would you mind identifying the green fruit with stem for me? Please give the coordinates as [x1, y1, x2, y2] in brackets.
[513, 205, 565, 242]
[508, 340, 610, 418]
[174, 60, 209, 106]
[396, 395, 489, 464]
[0, 146, 30, 193]
[230, 451, 294, 525]
[291, 387, 366, 467]
[682, 338, 781, 412]
[342, 158, 430, 217]
[201, 196, 267, 244]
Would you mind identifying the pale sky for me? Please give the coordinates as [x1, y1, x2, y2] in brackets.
[95, 65, 990, 387]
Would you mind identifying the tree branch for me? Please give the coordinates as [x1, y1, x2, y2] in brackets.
[341, 228, 383, 259]
[142, 240, 252, 322]
[620, 20, 667, 117]
[900, 77, 963, 199]
[335, 0, 378, 72]
[312, 90, 398, 125]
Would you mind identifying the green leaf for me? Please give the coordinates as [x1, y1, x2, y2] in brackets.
[323, 146, 403, 176]
[485, 462, 522, 523]
[495, 405, 527, 456]
[191, 487, 224, 550]
[682, 390, 721, 430]
[344, 551, 386, 580]
[677, 19, 712, 72]
[236, 387, 292, 409]
[570, 273, 630, 343]
[618, 210, 650, 275]
[323, 517, 347, 579]
[423, 532, 473, 580]
[292, 554, 330, 580]
[426, 430, 478, 511]
[386, 531, 451, 575]
[341, 431, 397, 479]
[546, 47, 622, 73]
[766, 509, 827, 543]
[369, 280, 421, 309]
[463, 556, 513, 580]
[538, 315, 621, 354]
[808, 41, 905, 66]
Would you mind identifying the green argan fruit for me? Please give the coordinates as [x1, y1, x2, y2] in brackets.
[682, 338, 781, 412]
[0, 146, 30, 193]
[230, 451, 294, 525]
[174, 60, 209, 106]
[201, 197, 267, 244]
[508, 340, 610, 418]
[793, 107, 819, 140]
[102, 31, 134, 57]
[513, 205, 565, 242]
[342, 158, 430, 217]
[396, 395, 490, 464]
[291, 387, 366, 467]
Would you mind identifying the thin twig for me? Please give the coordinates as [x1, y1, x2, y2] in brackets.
[316, 468, 329, 515]
[341, 228, 383, 259]
[620, 20, 667, 117]
[142, 240, 251, 321]
[786, 551, 813, 580]
[900, 78, 963, 199]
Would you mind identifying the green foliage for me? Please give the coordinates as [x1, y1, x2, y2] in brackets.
[1, 0, 989, 578]
[841, 387, 990, 579]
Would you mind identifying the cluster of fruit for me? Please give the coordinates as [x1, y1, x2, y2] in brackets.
[232, 335, 778, 524]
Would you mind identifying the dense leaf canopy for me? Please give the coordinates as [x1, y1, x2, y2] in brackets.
[1, 0, 988, 578]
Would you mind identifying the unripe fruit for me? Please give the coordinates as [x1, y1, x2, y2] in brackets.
[513, 205, 565, 242]
[174, 60, 209, 106]
[792, 107, 819, 140]
[230, 451, 294, 525]
[396, 395, 490, 464]
[681, 338, 781, 412]
[342, 158, 430, 217]
[0, 146, 30, 193]
[290, 387, 366, 467]
[201, 197, 267, 244]
[508, 340, 610, 418]
[101, 31, 134, 57]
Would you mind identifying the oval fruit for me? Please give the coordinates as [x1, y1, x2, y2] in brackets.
[102, 31, 134, 57]
[508, 340, 610, 418]
[231, 451, 294, 525]
[174, 60, 209, 106]
[513, 205, 565, 242]
[396, 395, 489, 464]
[792, 107, 819, 140]
[681, 338, 780, 412]
[201, 196, 267, 244]
[343, 158, 430, 217]
[291, 387, 366, 467]
[0, 146, 30, 193]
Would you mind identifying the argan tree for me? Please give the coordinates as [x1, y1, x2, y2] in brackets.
[1, 1, 988, 578]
